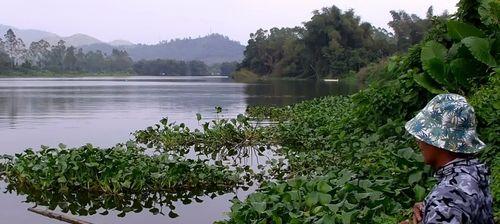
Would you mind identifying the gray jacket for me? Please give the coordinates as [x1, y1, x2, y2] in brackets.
[423, 158, 494, 224]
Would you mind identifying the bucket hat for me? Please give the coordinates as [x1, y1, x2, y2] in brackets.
[405, 93, 485, 154]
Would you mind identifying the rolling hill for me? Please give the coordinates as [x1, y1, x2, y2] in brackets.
[0, 24, 244, 64]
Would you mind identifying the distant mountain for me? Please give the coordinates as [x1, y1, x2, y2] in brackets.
[1, 24, 244, 64]
[81, 34, 245, 64]
[109, 39, 134, 46]
[43, 33, 103, 46]
[127, 34, 244, 64]
[0, 24, 104, 46]
[0, 24, 59, 45]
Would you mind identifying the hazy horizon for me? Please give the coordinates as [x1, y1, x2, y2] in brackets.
[1, 0, 458, 45]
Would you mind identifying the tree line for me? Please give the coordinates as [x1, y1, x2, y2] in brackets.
[0, 29, 134, 73]
[0, 29, 237, 76]
[237, 6, 447, 78]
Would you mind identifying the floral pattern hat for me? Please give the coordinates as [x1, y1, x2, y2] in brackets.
[405, 93, 486, 154]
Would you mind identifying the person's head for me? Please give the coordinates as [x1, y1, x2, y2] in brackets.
[416, 139, 474, 169]
[405, 94, 485, 169]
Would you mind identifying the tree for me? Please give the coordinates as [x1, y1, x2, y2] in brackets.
[187, 60, 208, 76]
[4, 29, 26, 68]
[75, 48, 86, 71]
[29, 40, 50, 69]
[85, 50, 105, 72]
[0, 37, 5, 51]
[46, 40, 66, 71]
[219, 62, 238, 76]
[238, 5, 396, 79]
[388, 7, 435, 51]
[0, 38, 10, 71]
[63, 46, 77, 71]
[109, 49, 133, 72]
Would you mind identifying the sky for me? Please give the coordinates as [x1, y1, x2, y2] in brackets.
[0, 0, 458, 45]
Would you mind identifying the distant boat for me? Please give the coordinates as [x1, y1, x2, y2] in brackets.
[323, 79, 339, 82]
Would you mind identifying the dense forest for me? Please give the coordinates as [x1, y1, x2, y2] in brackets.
[236, 6, 447, 79]
[0, 29, 238, 76]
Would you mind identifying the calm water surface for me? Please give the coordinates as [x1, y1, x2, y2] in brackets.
[0, 76, 355, 224]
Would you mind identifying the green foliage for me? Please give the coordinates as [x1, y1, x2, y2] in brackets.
[478, 0, 500, 28]
[1, 143, 243, 217]
[133, 111, 273, 163]
[239, 6, 400, 79]
[223, 1, 499, 223]
[221, 143, 434, 224]
[133, 59, 209, 76]
[462, 36, 497, 67]
[446, 20, 485, 40]
[415, 12, 497, 94]
[3, 143, 242, 194]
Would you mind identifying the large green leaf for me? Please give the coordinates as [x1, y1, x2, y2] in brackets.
[448, 43, 469, 59]
[447, 21, 485, 40]
[449, 58, 477, 86]
[421, 41, 448, 85]
[462, 37, 497, 67]
[413, 72, 446, 94]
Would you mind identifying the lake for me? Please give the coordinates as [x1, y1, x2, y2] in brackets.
[0, 76, 355, 224]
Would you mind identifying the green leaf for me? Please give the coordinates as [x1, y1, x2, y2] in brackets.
[316, 214, 335, 224]
[272, 216, 283, 224]
[421, 41, 449, 85]
[318, 193, 332, 205]
[414, 184, 426, 201]
[251, 202, 266, 213]
[446, 20, 485, 40]
[317, 181, 333, 193]
[341, 211, 353, 224]
[449, 58, 476, 86]
[408, 171, 423, 185]
[354, 192, 371, 201]
[305, 192, 319, 207]
[462, 37, 497, 67]
[196, 113, 202, 121]
[413, 73, 446, 94]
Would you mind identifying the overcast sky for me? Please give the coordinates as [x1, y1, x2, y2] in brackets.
[1, 0, 458, 44]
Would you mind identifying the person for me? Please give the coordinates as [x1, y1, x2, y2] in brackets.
[401, 94, 494, 224]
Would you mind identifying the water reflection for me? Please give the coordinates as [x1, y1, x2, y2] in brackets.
[4, 180, 237, 219]
[244, 80, 357, 106]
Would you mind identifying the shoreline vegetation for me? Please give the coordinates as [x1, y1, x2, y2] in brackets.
[0, 71, 134, 78]
[0, 0, 498, 223]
